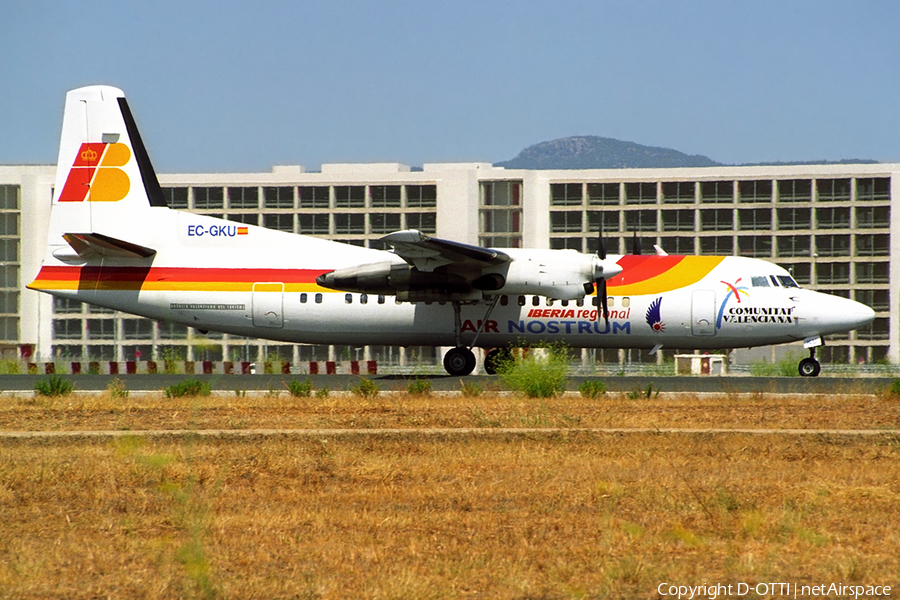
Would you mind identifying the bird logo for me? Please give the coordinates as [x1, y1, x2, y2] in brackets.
[645, 297, 665, 333]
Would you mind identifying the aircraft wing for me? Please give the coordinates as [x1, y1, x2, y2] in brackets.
[380, 230, 509, 272]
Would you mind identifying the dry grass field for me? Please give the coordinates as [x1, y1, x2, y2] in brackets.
[1, 391, 899, 599]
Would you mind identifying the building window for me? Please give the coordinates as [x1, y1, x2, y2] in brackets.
[550, 183, 582, 206]
[700, 209, 732, 231]
[659, 237, 695, 254]
[817, 178, 851, 202]
[856, 206, 890, 229]
[86, 319, 116, 340]
[587, 210, 619, 233]
[815, 234, 850, 257]
[407, 185, 437, 208]
[777, 208, 811, 230]
[406, 213, 436, 234]
[785, 263, 811, 285]
[158, 321, 188, 340]
[550, 211, 583, 233]
[53, 297, 82, 314]
[856, 234, 890, 257]
[227, 213, 258, 226]
[625, 182, 657, 204]
[371, 185, 401, 208]
[855, 289, 889, 311]
[53, 319, 82, 340]
[0, 185, 20, 210]
[738, 180, 773, 203]
[263, 214, 294, 233]
[856, 262, 889, 284]
[739, 235, 773, 257]
[661, 182, 694, 204]
[298, 214, 329, 234]
[587, 183, 619, 205]
[550, 238, 582, 251]
[299, 186, 330, 209]
[776, 235, 810, 258]
[737, 208, 771, 230]
[857, 178, 890, 201]
[480, 181, 522, 248]
[334, 214, 365, 234]
[227, 187, 259, 209]
[816, 262, 850, 285]
[370, 213, 401, 234]
[162, 187, 189, 209]
[193, 187, 224, 209]
[623, 210, 657, 232]
[777, 179, 812, 203]
[334, 186, 365, 208]
[699, 236, 733, 255]
[857, 317, 889, 340]
[264, 186, 294, 209]
[122, 319, 153, 340]
[87, 345, 116, 361]
[661, 209, 694, 232]
[816, 207, 850, 229]
[700, 181, 733, 203]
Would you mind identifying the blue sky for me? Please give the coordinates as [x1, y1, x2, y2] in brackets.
[3, 1, 899, 172]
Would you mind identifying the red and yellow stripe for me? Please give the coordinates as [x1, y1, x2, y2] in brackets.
[28, 266, 331, 293]
[607, 255, 724, 295]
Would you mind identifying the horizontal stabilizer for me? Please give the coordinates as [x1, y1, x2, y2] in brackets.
[59, 232, 156, 259]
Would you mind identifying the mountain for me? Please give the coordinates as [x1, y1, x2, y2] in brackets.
[494, 136, 722, 170]
[494, 136, 879, 170]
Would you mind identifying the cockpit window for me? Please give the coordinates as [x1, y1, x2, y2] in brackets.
[751, 276, 770, 287]
[777, 275, 799, 288]
[769, 275, 780, 287]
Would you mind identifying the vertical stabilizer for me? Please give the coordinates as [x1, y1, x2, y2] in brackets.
[46, 85, 164, 256]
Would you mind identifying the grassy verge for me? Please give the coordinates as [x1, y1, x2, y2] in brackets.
[1, 433, 898, 598]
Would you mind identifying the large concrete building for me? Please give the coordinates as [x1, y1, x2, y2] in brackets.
[2, 160, 897, 368]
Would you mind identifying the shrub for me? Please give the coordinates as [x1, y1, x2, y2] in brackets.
[286, 378, 313, 398]
[107, 377, 129, 399]
[579, 380, 607, 399]
[407, 378, 432, 396]
[460, 380, 482, 398]
[164, 379, 211, 398]
[626, 382, 660, 400]
[497, 345, 568, 399]
[35, 374, 74, 397]
[351, 378, 380, 398]
[315, 386, 330, 398]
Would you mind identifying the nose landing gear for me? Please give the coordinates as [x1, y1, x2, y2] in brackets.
[798, 347, 821, 377]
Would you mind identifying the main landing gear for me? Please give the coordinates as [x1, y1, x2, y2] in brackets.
[443, 298, 500, 376]
[798, 347, 821, 377]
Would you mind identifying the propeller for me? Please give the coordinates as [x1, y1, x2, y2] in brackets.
[631, 230, 642, 255]
[593, 218, 611, 325]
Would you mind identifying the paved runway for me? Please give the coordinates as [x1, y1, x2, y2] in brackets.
[0, 374, 893, 394]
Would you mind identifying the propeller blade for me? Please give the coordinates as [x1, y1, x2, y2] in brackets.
[631, 230, 641, 255]
[597, 214, 607, 260]
[599, 278, 609, 326]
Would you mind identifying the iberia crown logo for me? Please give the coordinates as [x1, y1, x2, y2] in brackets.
[58, 142, 131, 202]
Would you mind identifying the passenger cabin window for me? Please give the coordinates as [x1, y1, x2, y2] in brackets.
[532, 296, 539, 306]
[622, 297, 631, 308]
[360, 294, 368, 304]
[500, 295, 509, 306]
[777, 275, 799, 288]
[518, 296, 526, 306]
[315, 293, 323, 303]
[345, 293, 353, 304]
[546, 298, 554, 306]
[378, 295, 385, 304]
[751, 276, 770, 287]
[300, 293, 308, 303]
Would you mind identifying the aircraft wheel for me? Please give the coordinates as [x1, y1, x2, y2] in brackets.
[484, 348, 511, 375]
[798, 357, 821, 377]
[444, 347, 476, 376]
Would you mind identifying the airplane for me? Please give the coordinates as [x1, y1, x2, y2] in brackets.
[28, 85, 876, 377]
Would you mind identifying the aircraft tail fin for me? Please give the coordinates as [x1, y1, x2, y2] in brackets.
[45, 85, 167, 258]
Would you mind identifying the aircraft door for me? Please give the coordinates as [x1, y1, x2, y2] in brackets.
[691, 290, 717, 336]
[252, 282, 284, 328]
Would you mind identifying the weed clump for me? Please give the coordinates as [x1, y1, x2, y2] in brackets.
[460, 380, 482, 398]
[351, 378, 380, 398]
[35, 374, 74, 397]
[406, 378, 432, 396]
[106, 377, 129, 399]
[164, 379, 211, 398]
[579, 379, 607, 399]
[285, 377, 313, 398]
[496, 344, 568, 399]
